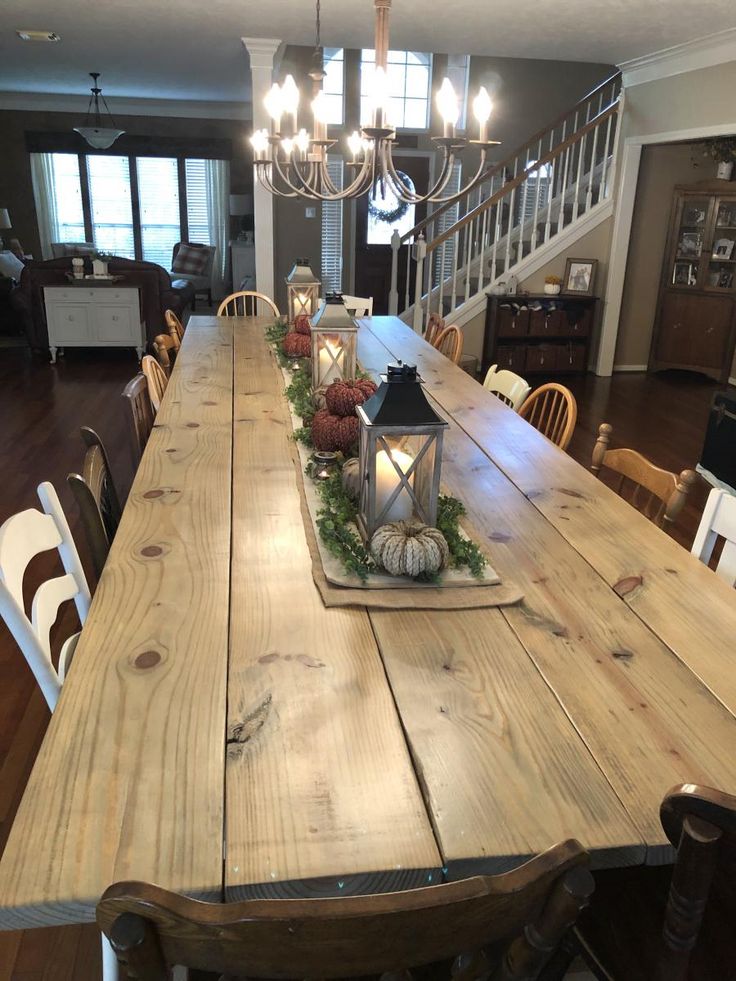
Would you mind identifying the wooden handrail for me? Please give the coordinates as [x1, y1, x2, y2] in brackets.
[425, 101, 618, 254]
[399, 70, 621, 246]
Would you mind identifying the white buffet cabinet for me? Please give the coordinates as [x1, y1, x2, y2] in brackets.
[43, 285, 145, 363]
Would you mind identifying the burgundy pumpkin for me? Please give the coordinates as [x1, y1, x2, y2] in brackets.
[324, 378, 377, 417]
[282, 331, 311, 358]
[311, 409, 360, 454]
[294, 314, 312, 335]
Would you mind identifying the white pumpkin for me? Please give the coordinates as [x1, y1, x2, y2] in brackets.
[341, 457, 361, 499]
[370, 520, 450, 577]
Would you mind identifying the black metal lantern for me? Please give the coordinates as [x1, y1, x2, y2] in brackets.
[310, 293, 358, 391]
[356, 362, 448, 540]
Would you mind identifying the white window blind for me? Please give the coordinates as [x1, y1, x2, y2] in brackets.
[51, 154, 85, 242]
[433, 162, 462, 282]
[321, 157, 343, 293]
[87, 155, 135, 258]
[185, 159, 211, 245]
[517, 161, 551, 226]
[137, 157, 180, 267]
[360, 50, 431, 129]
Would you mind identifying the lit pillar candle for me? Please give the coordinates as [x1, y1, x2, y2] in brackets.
[297, 291, 310, 315]
[375, 448, 414, 523]
[318, 338, 343, 386]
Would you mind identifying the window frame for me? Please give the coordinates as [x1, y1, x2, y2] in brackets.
[359, 49, 433, 133]
[46, 149, 222, 263]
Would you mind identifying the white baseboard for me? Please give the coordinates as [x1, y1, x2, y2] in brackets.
[613, 363, 648, 372]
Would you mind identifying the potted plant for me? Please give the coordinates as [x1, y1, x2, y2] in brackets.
[702, 138, 736, 180]
[544, 274, 562, 295]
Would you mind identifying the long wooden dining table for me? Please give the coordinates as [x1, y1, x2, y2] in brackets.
[1, 313, 736, 931]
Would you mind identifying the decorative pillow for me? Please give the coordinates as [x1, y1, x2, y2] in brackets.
[172, 243, 210, 276]
[0, 250, 25, 281]
[62, 243, 96, 257]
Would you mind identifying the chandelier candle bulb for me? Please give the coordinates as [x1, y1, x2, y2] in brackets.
[473, 86, 493, 143]
[281, 75, 300, 136]
[436, 78, 459, 138]
[265, 83, 284, 134]
[375, 449, 415, 523]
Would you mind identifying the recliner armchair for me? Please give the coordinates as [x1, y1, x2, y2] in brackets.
[169, 242, 216, 310]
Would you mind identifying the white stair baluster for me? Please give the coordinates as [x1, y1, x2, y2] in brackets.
[600, 110, 614, 200]
[531, 138, 542, 253]
[573, 128, 586, 223]
[478, 205, 488, 292]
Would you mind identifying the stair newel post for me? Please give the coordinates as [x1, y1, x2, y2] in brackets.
[531, 136, 543, 253]
[389, 228, 400, 315]
[412, 232, 426, 333]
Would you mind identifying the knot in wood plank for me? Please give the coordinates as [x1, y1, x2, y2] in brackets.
[613, 575, 644, 597]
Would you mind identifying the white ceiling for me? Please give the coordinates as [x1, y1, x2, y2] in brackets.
[1, 0, 735, 104]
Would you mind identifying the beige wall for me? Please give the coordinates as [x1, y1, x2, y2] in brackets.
[613, 142, 713, 367]
[462, 216, 613, 366]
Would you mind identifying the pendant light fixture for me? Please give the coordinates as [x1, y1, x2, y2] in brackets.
[74, 72, 125, 149]
[249, 0, 500, 204]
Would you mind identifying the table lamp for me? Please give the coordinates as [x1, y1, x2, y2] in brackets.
[0, 210, 11, 251]
[229, 194, 253, 242]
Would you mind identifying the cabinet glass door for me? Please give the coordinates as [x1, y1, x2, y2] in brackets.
[672, 198, 709, 289]
[706, 197, 736, 292]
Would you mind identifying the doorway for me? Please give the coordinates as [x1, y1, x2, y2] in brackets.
[354, 154, 430, 314]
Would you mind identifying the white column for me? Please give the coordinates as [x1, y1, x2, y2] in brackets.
[241, 37, 282, 303]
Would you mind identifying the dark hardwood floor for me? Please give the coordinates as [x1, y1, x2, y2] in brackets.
[0, 345, 732, 978]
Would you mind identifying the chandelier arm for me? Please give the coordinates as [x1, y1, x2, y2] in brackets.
[427, 149, 492, 204]
[270, 153, 322, 199]
[274, 151, 375, 201]
[383, 144, 456, 204]
[256, 162, 299, 198]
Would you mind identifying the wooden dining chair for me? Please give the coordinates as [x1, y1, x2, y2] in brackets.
[122, 373, 155, 470]
[152, 333, 176, 375]
[0, 482, 91, 711]
[691, 488, 736, 586]
[433, 324, 463, 365]
[141, 355, 168, 413]
[425, 312, 446, 347]
[67, 427, 123, 582]
[519, 383, 578, 452]
[217, 291, 280, 318]
[483, 364, 532, 411]
[164, 308, 184, 350]
[591, 423, 697, 530]
[97, 840, 593, 981]
[570, 784, 736, 981]
[341, 294, 373, 317]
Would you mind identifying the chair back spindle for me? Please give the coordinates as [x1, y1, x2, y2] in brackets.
[519, 383, 577, 451]
[433, 324, 464, 365]
[217, 291, 280, 318]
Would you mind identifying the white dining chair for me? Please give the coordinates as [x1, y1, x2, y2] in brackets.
[483, 364, 532, 411]
[0, 482, 120, 979]
[342, 294, 373, 317]
[0, 481, 90, 711]
[691, 487, 736, 587]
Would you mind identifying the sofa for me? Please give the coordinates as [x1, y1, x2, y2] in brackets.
[11, 256, 194, 350]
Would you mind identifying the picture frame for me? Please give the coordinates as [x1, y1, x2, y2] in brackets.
[678, 232, 702, 257]
[562, 258, 597, 296]
[685, 206, 707, 225]
[712, 237, 735, 260]
[673, 261, 698, 287]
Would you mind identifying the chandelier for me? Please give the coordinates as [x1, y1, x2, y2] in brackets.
[249, 0, 500, 203]
[73, 72, 125, 149]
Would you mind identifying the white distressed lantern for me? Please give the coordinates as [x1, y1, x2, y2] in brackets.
[285, 258, 321, 324]
[310, 293, 358, 391]
[356, 362, 448, 541]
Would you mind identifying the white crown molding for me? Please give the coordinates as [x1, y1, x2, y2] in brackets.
[619, 27, 736, 88]
[0, 90, 251, 120]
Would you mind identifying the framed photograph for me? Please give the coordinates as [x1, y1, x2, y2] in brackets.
[718, 270, 734, 289]
[673, 261, 698, 287]
[717, 205, 735, 226]
[685, 206, 707, 225]
[712, 237, 735, 260]
[563, 258, 597, 296]
[678, 232, 702, 257]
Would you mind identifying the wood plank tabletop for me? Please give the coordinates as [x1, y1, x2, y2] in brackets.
[0, 317, 233, 928]
[1, 312, 735, 930]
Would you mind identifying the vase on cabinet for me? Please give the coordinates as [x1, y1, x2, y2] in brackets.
[544, 284, 561, 295]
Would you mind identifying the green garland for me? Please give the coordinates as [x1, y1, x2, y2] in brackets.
[367, 172, 413, 225]
[264, 319, 487, 583]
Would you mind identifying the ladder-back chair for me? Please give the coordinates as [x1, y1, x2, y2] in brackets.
[98, 840, 593, 981]
[691, 487, 736, 586]
[425, 312, 446, 347]
[217, 291, 280, 318]
[483, 364, 532, 411]
[591, 423, 696, 530]
[433, 324, 463, 365]
[141, 355, 168, 413]
[122, 373, 155, 471]
[342, 294, 373, 317]
[519, 383, 577, 452]
[0, 482, 90, 711]
[67, 427, 123, 582]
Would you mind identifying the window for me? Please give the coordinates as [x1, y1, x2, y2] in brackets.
[321, 157, 344, 292]
[446, 54, 470, 130]
[50, 154, 85, 243]
[322, 48, 345, 126]
[360, 49, 431, 130]
[185, 159, 211, 245]
[137, 157, 180, 266]
[87, 155, 135, 258]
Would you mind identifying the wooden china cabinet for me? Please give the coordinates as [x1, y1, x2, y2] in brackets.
[649, 181, 736, 382]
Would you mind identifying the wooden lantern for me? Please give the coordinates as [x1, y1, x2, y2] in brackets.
[356, 362, 448, 540]
[286, 258, 321, 324]
[310, 294, 358, 391]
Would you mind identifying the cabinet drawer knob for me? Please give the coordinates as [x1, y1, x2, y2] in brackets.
[68, 315, 75, 322]
[112, 315, 119, 322]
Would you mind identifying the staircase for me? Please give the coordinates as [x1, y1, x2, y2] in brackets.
[389, 72, 622, 332]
